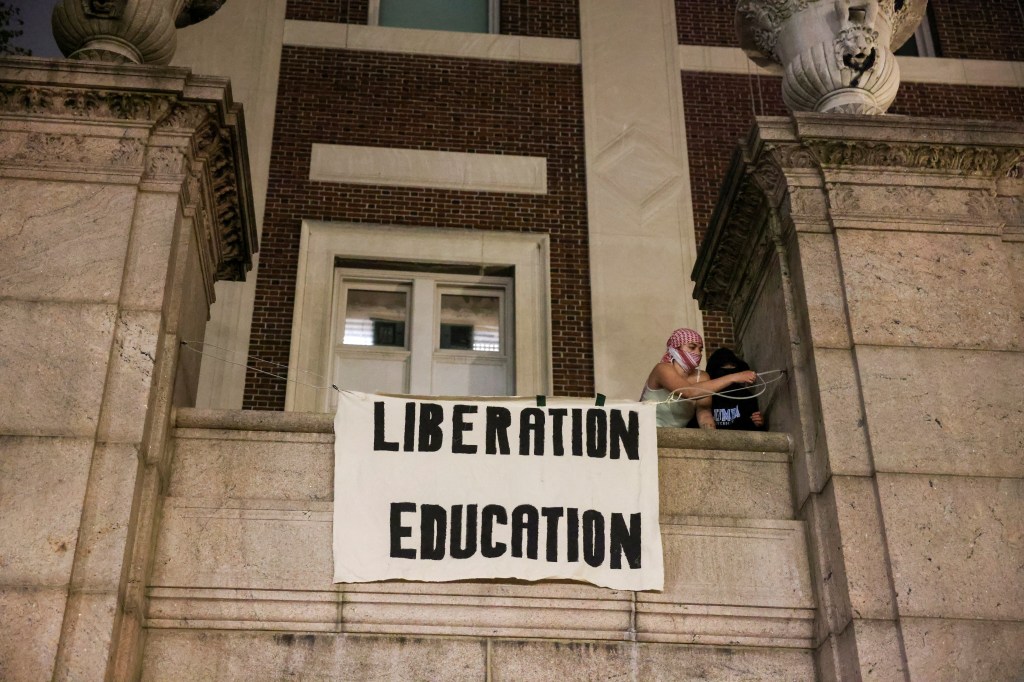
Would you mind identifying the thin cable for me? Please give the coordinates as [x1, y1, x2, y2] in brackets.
[179, 340, 339, 393]
[755, 64, 765, 116]
[1017, 0, 1024, 60]
[181, 339, 322, 377]
[746, 51, 757, 117]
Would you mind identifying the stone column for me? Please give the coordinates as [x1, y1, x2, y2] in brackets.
[0, 57, 255, 680]
[694, 114, 1024, 680]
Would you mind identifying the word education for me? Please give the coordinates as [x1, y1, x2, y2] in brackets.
[390, 502, 643, 570]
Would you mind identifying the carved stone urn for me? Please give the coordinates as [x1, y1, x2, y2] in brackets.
[52, 0, 226, 64]
[736, 0, 929, 114]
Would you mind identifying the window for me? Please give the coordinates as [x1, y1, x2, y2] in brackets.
[895, 10, 938, 57]
[287, 221, 550, 413]
[370, 0, 499, 34]
[328, 268, 513, 407]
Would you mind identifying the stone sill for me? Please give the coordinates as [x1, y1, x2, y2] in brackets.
[173, 407, 792, 454]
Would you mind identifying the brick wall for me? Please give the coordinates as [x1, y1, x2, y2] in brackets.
[681, 72, 787, 352]
[286, 0, 368, 23]
[889, 82, 1024, 119]
[499, 0, 579, 39]
[676, 0, 737, 47]
[929, 0, 1024, 62]
[245, 47, 590, 409]
[677, 0, 1024, 62]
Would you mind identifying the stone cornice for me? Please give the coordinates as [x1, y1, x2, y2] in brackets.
[0, 58, 256, 285]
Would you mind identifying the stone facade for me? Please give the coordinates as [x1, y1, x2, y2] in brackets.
[0, 58, 255, 680]
[139, 410, 816, 679]
[694, 113, 1024, 680]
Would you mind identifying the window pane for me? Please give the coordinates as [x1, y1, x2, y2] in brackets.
[894, 34, 919, 57]
[379, 0, 489, 33]
[343, 289, 408, 347]
[439, 293, 501, 352]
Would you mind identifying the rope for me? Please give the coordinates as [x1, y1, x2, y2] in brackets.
[644, 369, 787, 405]
[181, 340, 786, 405]
[179, 340, 339, 393]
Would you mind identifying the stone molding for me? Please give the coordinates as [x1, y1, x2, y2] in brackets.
[148, 416, 813, 650]
[0, 59, 256, 285]
[309, 143, 548, 195]
[0, 83, 175, 121]
[804, 139, 1024, 175]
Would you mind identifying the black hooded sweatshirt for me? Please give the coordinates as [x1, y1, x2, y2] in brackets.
[687, 348, 766, 430]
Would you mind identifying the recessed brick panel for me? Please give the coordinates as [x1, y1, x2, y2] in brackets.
[929, 0, 1024, 62]
[889, 82, 1024, 120]
[676, 0, 737, 47]
[286, 0, 368, 24]
[245, 47, 590, 409]
[499, 0, 579, 39]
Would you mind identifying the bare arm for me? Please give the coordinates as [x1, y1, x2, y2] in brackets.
[649, 363, 757, 399]
[696, 404, 716, 429]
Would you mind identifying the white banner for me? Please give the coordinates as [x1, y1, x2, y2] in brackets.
[333, 391, 663, 590]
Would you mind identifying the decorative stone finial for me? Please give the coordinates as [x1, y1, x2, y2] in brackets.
[52, 0, 226, 65]
[736, 0, 929, 114]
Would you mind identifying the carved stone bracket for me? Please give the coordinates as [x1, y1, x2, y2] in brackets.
[693, 148, 777, 315]
[190, 118, 249, 281]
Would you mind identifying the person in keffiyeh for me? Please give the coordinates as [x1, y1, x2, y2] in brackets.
[639, 327, 758, 428]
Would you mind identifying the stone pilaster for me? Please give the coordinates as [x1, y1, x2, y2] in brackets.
[579, 0, 703, 399]
[0, 56, 255, 680]
[694, 113, 1024, 680]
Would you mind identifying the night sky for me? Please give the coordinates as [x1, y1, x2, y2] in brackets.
[7, 0, 63, 57]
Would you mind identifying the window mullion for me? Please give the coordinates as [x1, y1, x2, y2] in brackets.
[407, 277, 436, 395]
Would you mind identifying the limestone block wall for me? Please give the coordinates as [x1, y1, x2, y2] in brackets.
[694, 113, 1024, 681]
[0, 58, 255, 680]
[137, 410, 818, 679]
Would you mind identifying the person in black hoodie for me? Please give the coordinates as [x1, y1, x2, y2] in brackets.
[687, 348, 766, 430]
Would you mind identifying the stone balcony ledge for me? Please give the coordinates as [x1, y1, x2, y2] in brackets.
[173, 407, 793, 455]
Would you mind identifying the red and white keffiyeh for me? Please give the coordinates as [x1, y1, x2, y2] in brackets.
[661, 327, 703, 372]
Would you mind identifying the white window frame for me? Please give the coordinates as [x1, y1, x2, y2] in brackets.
[912, 13, 937, 58]
[327, 268, 514, 410]
[287, 221, 550, 412]
[367, 0, 500, 34]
